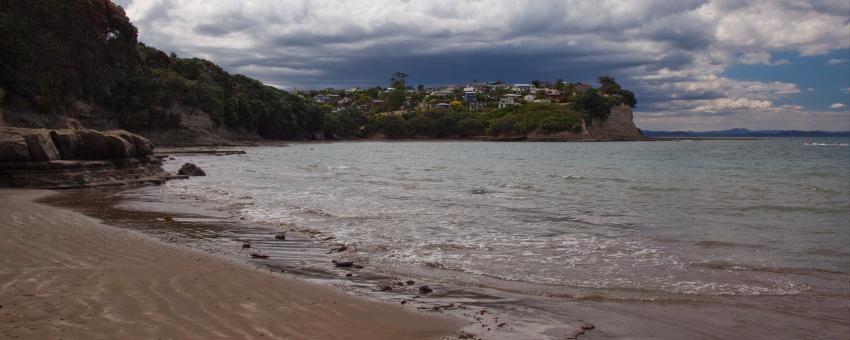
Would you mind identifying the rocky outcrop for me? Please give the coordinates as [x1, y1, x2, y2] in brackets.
[586, 104, 644, 140]
[0, 127, 174, 188]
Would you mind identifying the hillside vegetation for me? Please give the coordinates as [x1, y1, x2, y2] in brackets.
[0, 0, 638, 143]
[0, 0, 320, 139]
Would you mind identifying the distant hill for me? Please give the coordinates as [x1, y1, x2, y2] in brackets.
[643, 129, 850, 138]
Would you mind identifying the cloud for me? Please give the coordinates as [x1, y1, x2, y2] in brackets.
[830, 103, 847, 109]
[117, 0, 850, 130]
[827, 58, 849, 65]
[738, 52, 790, 65]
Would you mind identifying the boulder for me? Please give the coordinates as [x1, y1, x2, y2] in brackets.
[49, 130, 80, 159]
[418, 285, 433, 294]
[24, 131, 60, 161]
[104, 133, 132, 159]
[0, 132, 30, 161]
[75, 129, 112, 159]
[178, 163, 206, 176]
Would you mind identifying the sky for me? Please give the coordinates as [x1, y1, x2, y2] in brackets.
[113, 0, 850, 131]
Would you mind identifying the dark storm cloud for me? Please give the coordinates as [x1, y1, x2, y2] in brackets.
[118, 0, 849, 130]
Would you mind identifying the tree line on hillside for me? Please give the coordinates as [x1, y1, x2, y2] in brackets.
[0, 0, 637, 140]
[0, 0, 321, 138]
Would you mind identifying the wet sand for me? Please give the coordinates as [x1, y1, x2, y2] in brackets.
[34, 185, 850, 340]
[0, 189, 462, 339]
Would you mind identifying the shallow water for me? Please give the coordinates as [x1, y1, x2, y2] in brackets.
[116, 138, 849, 338]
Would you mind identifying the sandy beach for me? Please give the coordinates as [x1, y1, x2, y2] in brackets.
[0, 189, 462, 339]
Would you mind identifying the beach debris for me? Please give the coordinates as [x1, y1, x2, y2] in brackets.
[274, 232, 286, 240]
[332, 260, 363, 268]
[250, 253, 269, 259]
[405, 280, 415, 285]
[418, 285, 433, 294]
[242, 243, 251, 249]
[417, 303, 460, 312]
[327, 245, 347, 253]
[177, 162, 206, 176]
[162, 216, 174, 223]
[458, 331, 476, 339]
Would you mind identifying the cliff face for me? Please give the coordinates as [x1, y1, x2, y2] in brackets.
[586, 104, 644, 140]
[522, 104, 643, 141]
[0, 127, 172, 188]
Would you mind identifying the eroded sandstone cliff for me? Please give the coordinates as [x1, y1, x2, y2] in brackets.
[0, 127, 172, 188]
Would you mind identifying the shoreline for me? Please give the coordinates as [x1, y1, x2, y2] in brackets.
[35, 169, 850, 340]
[0, 189, 463, 340]
[38, 185, 607, 340]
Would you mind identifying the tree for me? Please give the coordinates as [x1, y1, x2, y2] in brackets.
[598, 76, 621, 95]
[390, 72, 408, 90]
[574, 90, 612, 124]
[417, 84, 425, 92]
[531, 80, 541, 88]
[555, 78, 566, 91]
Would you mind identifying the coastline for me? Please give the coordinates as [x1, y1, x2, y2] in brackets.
[31, 144, 850, 340]
[0, 189, 462, 340]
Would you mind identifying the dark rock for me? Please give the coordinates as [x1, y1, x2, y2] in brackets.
[24, 132, 60, 161]
[250, 253, 269, 259]
[380, 285, 393, 292]
[49, 130, 79, 159]
[418, 285, 433, 294]
[458, 331, 476, 339]
[332, 260, 355, 268]
[104, 133, 132, 158]
[581, 323, 595, 330]
[242, 243, 251, 249]
[328, 245, 347, 253]
[274, 233, 286, 240]
[405, 280, 415, 285]
[75, 129, 112, 159]
[178, 163, 206, 176]
[345, 273, 353, 277]
[0, 133, 30, 161]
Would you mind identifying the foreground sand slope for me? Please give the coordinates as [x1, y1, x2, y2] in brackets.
[0, 189, 460, 339]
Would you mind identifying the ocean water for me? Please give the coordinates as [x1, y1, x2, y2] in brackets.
[155, 139, 847, 291]
[122, 138, 849, 337]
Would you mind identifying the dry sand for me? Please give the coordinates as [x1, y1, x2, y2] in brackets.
[0, 189, 462, 339]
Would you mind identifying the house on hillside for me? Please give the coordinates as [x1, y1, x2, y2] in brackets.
[463, 86, 477, 103]
[498, 94, 521, 108]
[512, 83, 535, 93]
[544, 88, 561, 97]
[572, 83, 592, 95]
